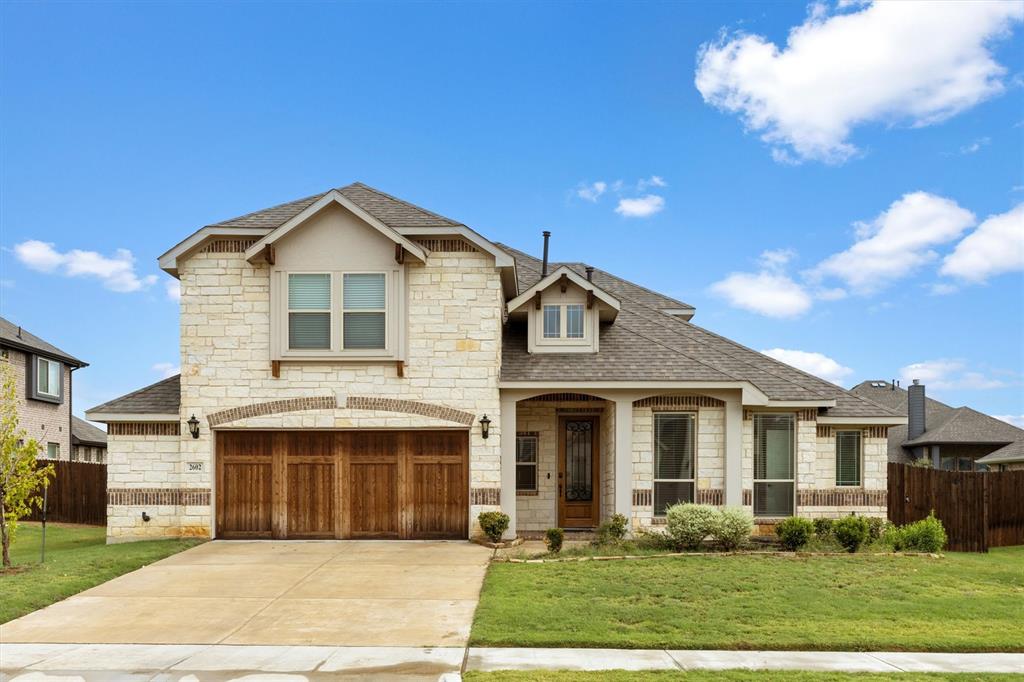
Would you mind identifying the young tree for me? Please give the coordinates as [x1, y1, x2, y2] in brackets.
[0, 357, 53, 568]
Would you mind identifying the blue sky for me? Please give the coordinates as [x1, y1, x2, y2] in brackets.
[1, 1, 1022, 424]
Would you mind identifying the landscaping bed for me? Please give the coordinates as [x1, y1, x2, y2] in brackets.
[471, 546, 1024, 652]
[0, 523, 203, 623]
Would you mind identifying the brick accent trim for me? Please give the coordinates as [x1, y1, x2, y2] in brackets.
[742, 489, 752, 505]
[346, 396, 475, 426]
[199, 239, 260, 253]
[743, 409, 817, 421]
[108, 488, 210, 506]
[634, 395, 725, 408]
[413, 237, 480, 253]
[798, 409, 818, 421]
[817, 425, 833, 438]
[698, 488, 724, 506]
[207, 396, 337, 426]
[798, 489, 887, 507]
[516, 490, 539, 497]
[632, 488, 652, 507]
[522, 393, 604, 402]
[866, 426, 888, 438]
[556, 407, 605, 415]
[471, 488, 500, 505]
[109, 423, 180, 437]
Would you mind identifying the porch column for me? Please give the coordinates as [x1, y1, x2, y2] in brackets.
[724, 395, 743, 507]
[614, 397, 634, 519]
[499, 393, 517, 539]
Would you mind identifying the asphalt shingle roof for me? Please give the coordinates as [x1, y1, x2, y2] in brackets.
[212, 183, 462, 230]
[88, 375, 181, 415]
[977, 440, 1024, 465]
[71, 416, 107, 446]
[0, 317, 86, 366]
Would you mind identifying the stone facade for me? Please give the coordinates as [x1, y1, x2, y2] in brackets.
[5, 348, 72, 460]
[106, 242, 503, 542]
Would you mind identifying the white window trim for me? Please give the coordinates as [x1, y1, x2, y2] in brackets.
[275, 268, 400, 361]
[835, 429, 863, 488]
[752, 412, 796, 518]
[653, 411, 697, 517]
[515, 433, 539, 493]
[37, 357, 60, 398]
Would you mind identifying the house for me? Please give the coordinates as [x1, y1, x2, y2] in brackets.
[850, 380, 1024, 472]
[1, 316, 88, 461]
[86, 183, 905, 543]
[72, 415, 108, 463]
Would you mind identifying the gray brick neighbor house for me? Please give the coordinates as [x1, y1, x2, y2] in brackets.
[87, 183, 907, 543]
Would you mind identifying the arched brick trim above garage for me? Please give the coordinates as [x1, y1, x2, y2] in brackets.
[207, 396, 337, 426]
[345, 396, 476, 426]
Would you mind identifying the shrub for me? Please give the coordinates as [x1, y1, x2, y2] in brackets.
[477, 511, 510, 543]
[775, 516, 814, 551]
[866, 516, 889, 542]
[545, 527, 564, 553]
[712, 506, 754, 550]
[665, 503, 720, 550]
[633, 527, 677, 551]
[813, 518, 834, 537]
[833, 514, 870, 553]
[889, 513, 947, 553]
[595, 513, 629, 545]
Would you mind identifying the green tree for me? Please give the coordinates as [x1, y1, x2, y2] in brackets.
[0, 357, 53, 568]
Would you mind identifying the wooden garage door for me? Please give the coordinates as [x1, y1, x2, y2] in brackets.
[216, 430, 467, 540]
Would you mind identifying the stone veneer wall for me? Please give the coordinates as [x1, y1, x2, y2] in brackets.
[108, 243, 503, 542]
[631, 397, 726, 529]
[6, 348, 72, 460]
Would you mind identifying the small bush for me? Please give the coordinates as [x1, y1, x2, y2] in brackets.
[866, 516, 889, 542]
[813, 518, 834, 537]
[478, 511, 510, 543]
[545, 527, 564, 553]
[595, 513, 629, 545]
[833, 514, 870, 553]
[665, 503, 720, 550]
[889, 512, 947, 553]
[633, 527, 677, 551]
[776, 516, 814, 551]
[712, 506, 754, 550]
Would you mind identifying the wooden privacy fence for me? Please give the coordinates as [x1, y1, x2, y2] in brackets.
[27, 460, 107, 526]
[888, 463, 1024, 552]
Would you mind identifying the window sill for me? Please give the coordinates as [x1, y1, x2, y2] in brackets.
[275, 354, 397, 363]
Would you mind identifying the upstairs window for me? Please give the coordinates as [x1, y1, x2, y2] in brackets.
[543, 306, 560, 338]
[288, 274, 331, 349]
[835, 430, 862, 487]
[37, 357, 61, 398]
[566, 304, 585, 339]
[285, 272, 389, 353]
[343, 273, 386, 349]
[541, 304, 586, 340]
[46, 442, 60, 459]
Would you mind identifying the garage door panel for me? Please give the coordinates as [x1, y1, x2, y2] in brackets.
[413, 460, 467, 538]
[219, 458, 273, 538]
[287, 461, 335, 538]
[349, 461, 399, 537]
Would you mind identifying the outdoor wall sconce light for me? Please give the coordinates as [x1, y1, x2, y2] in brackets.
[187, 414, 201, 439]
[479, 414, 491, 440]
[141, 512, 151, 522]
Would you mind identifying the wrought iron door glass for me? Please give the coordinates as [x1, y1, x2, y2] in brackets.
[564, 420, 593, 501]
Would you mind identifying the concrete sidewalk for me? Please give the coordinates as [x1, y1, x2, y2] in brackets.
[2, 644, 1022, 679]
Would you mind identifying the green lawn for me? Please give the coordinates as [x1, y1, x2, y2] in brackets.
[0, 523, 202, 623]
[464, 673, 1019, 682]
[471, 547, 1024, 652]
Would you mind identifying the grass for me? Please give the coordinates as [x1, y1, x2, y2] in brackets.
[0, 522, 203, 623]
[464, 673, 1021, 682]
[471, 546, 1024, 652]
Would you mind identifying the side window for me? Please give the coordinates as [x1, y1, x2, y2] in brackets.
[37, 357, 61, 397]
[516, 434, 538, 492]
[653, 412, 695, 515]
[753, 414, 795, 517]
[46, 442, 60, 459]
[835, 431, 862, 486]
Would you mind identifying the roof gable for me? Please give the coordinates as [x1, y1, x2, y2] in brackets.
[506, 265, 620, 321]
[86, 374, 181, 420]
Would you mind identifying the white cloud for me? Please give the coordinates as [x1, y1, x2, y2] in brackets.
[710, 271, 812, 318]
[994, 414, 1024, 429]
[695, 2, 1023, 163]
[929, 282, 959, 296]
[576, 181, 607, 202]
[758, 248, 795, 271]
[615, 194, 665, 218]
[810, 192, 975, 294]
[637, 175, 667, 191]
[13, 240, 158, 293]
[940, 203, 1024, 282]
[165, 279, 182, 302]
[761, 347, 854, 385]
[899, 360, 1006, 391]
[152, 362, 180, 379]
[959, 136, 991, 154]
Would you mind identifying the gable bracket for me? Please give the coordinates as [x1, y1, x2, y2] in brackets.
[559, 273, 568, 293]
[395, 244, 405, 265]
[262, 244, 276, 265]
[534, 292, 542, 310]
[587, 289, 595, 309]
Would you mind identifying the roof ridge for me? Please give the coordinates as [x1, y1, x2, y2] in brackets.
[88, 374, 180, 413]
[345, 182, 463, 226]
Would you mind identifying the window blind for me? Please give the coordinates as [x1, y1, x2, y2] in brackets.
[753, 414, 795, 516]
[343, 273, 385, 309]
[835, 431, 861, 486]
[543, 306, 560, 338]
[653, 413, 695, 514]
[343, 312, 385, 349]
[289, 313, 330, 349]
[288, 274, 330, 309]
[566, 304, 584, 338]
[516, 435, 538, 491]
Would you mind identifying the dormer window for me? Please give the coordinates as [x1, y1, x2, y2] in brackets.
[543, 304, 586, 339]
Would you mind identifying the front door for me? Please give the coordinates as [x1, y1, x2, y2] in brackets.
[558, 416, 600, 528]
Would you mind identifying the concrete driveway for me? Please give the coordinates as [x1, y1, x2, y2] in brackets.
[0, 540, 491, 647]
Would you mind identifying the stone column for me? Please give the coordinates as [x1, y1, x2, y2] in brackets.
[499, 393, 518, 539]
[724, 395, 743, 506]
[614, 397, 634, 520]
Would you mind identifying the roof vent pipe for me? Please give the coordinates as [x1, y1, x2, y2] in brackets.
[541, 231, 551, 277]
[908, 379, 926, 442]
[586, 266, 594, 282]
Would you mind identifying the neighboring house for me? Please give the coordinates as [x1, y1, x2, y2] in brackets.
[850, 380, 1024, 472]
[1, 316, 88, 461]
[72, 415, 108, 463]
[86, 183, 905, 543]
